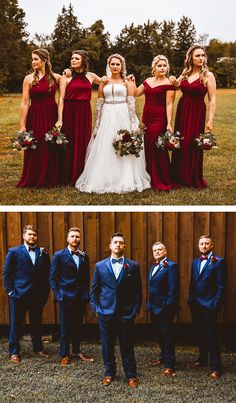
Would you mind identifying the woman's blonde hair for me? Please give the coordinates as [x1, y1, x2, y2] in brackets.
[151, 55, 170, 76]
[181, 44, 209, 84]
[31, 48, 56, 90]
[107, 53, 127, 79]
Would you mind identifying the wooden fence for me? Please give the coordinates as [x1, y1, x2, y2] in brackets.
[0, 211, 235, 326]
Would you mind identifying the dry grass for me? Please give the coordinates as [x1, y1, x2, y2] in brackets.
[0, 90, 235, 206]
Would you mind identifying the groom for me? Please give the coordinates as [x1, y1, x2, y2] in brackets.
[50, 227, 93, 366]
[90, 232, 142, 387]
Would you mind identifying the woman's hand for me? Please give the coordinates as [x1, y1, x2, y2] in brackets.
[63, 68, 72, 78]
[166, 124, 173, 132]
[55, 120, 62, 130]
[205, 121, 213, 132]
[169, 75, 178, 86]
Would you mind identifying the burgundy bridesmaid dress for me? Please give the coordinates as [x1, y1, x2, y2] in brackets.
[16, 76, 63, 188]
[62, 73, 92, 185]
[142, 82, 175, 191]
[171, 79, 208, 188]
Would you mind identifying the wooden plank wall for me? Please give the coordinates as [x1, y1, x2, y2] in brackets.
[0, 212, 235, 325]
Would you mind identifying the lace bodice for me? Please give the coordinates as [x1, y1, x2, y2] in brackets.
[103, 84, 127, 103]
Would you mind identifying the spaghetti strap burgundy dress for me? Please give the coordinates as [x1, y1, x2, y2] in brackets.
[62, 73, 92, 186]
[16, 76, 63, 188]
[171, 79, 208, 188]
[142, 81, 175, 191]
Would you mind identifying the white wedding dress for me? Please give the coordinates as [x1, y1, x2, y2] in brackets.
[75, 84, 150, 193]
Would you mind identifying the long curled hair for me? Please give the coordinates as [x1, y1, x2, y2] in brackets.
[71, 50, 89, 77]
[151, 55, 170, 76]
[31, 48, 56, 90]
[107, 54, 127, 80]
[181, 44, 209, 84]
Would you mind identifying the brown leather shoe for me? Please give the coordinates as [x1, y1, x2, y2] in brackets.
[162, 368, 175, 376]
[60, 356, 70, 366]
[34, 351, 50, 358]
[209, 371, 222, 380]
[149, 359, 163, 367]
[77, 352, 94, 362]
[127, 378, 138, 387]
[10, 354, 21, 364]
[102, 376, 113, 385]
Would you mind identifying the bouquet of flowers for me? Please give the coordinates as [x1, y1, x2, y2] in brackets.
[195, 132, 217, 150]
[45, 126, 68, 146]
[156, 130, 181, 151]
[12, 130, 37, 151]
[112, 124, 145, 158]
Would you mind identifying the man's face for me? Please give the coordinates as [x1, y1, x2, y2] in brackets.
[198, 237, 213, 255]
[109, 236, 125, 257]
[67, 231, 81, 250]
[23, 230, 38, 246]
[152, 243, 167, 262]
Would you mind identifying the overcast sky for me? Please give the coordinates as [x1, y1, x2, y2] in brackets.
[18, 0, 236, 42]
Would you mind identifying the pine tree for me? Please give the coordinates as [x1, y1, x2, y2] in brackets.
[0, 0, 30, 93]
[51, 3, 84, 72]
[174, 16, 196, 69]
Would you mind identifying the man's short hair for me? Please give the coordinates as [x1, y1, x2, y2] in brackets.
[23, 225, 38, 235]
[152, 241, 165, 249]
[68, 227, 81, 236]
[110, 232, 125, 242]
[199, 235, 213, 242]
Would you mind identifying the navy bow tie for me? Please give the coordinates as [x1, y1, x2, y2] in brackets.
[28, 247, 37, 252]
[200, 255, 208, 261]
[111, 258, 123, 264]
[71, 250, 80, 256]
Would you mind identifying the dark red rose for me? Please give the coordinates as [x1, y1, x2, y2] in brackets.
[123, 133, 132, 142]
[23, 141, 31, 146]
[211, 255, 218, 262]
[202, 144, 212, 150]
[53, 132, 59, 137]
[162, 260, 168, 266]
[124, 263, 129, 270]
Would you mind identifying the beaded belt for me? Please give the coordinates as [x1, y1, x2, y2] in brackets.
[104, 100, 127, 104]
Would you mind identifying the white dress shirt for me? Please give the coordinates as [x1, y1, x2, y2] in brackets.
[25, 242, 36, 265]
[199, 251, 212, 274]
[68, 246, 80, 269]
[110, 256, 124, 279]
[152, 257, 167, 277]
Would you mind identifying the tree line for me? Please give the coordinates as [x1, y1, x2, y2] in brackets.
[1, 0, 236, 94]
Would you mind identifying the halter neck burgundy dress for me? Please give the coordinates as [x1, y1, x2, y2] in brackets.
[142, 82, 175, 191]
[171, 78, 208, 188]
[16, 76, 63, 188]
[62, 73, 92, 186]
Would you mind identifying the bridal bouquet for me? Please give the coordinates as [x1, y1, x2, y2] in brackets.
[156, 130, 181, 151]
[195, 132, 217, 150]
[12, 130, 37, 151]
[112, 124, 145, 158]
[45, 127, 68, 146]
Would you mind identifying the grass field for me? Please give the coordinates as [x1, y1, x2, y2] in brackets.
[0, 89, 235, 206]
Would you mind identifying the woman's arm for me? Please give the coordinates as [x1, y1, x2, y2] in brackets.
[206, 72, 216, 131]
[55, 76, 67, 129]
[87, 72, 107, 85]
[19, 76, 31, 131]
[166, 90, 176, 132]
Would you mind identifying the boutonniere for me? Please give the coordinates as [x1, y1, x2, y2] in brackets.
[123, 263, 129, 271]
[79, 250, 86, 261]
[162, 260, 168, 267]
[39, 247, 46, 256]
[210, 255, 218, 263]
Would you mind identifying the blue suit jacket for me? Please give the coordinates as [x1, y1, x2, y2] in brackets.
[147, 259, 179, 315]
[3, 244, 50, 300]
[50, 248, 90, 303]
[90, 257, 142, 321]
[188, 254, 226, 311]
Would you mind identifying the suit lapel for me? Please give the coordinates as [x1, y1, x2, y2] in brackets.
[117, 258, 129, 285]
[105, 259, 116, 279]
[64, 248, 78, 270]
[199, 258, 211, 277]
[22, 244, 35, 266]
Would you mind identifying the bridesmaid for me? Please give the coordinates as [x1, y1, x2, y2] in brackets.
[134, 55, 175, 191]
[171, 44, 216, 188]
[56, 50, 106, 186]
[16, 49, 62, 188]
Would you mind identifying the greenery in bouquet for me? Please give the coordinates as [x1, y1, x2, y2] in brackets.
[156, 130, 181, 151]
[112, 124, 145, 158]
[12, 130, 37, 151]
[45, 126, 69, 145]
[195, 132, 218, 150]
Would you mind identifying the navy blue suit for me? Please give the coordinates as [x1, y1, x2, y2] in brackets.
[3, 244, 50, 354]
[188, 254, 226, 371]
[90, 257, 142, 378]
[50, 248, 90, 357]
[147, 259, 179, 369]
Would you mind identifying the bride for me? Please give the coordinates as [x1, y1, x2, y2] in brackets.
[75, 53, 150, 193]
